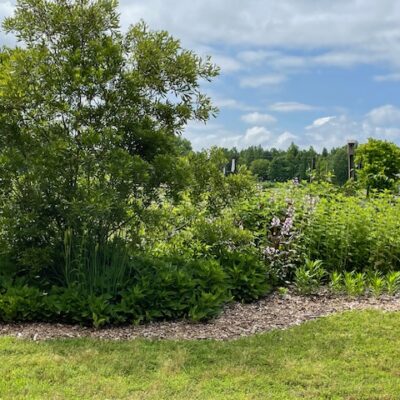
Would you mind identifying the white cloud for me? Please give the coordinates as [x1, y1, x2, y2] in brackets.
[373, 126, 400, 139]
[208, 54, 242, 73]
[184, 121, 243, 149]
[4, 1, 400, 71]
[181, 44, 242, 74]
[303, 107, 400, 150]
[306, 116, 337, 129]
[238, 50, 306, 70]
[305, 115, 362, 149]
[241, 112, 277, 125]
[275, 131, 298, 147]
[117, 0, 400, 70]
[269, 102, 317, 112]
[186, 103, 400, 152]
[272, 55, 307, 69]
[243, 126, 272, 145]
[0, 1, 13, 17]
[312, 51, 374, 68]
[240, 74, 286, 88]
[209, 94, 253, 111]
[374, 73, 400, 82]
[0, 1, 16, 45]
[237, 50, 275, 64]
[118, 1, 398, 47]
[366, 105, 400, 126]
[5, 1, 400, 151]
[185, 122, 296, 150]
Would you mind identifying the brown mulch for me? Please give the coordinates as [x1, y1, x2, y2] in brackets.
[1, 290, 400, 341]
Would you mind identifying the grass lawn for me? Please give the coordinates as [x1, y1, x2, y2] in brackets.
[1, 310, 400, 399]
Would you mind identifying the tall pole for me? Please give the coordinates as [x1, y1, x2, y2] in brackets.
[231, 158, 236, 174]
[347, 140, 357, 180]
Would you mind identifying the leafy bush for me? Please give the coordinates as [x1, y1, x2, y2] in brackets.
[118, 256, 230, 323]
[367, 271, 385, 297]
[314, 194, 400, 272]
[0, 0, 219, 279]
[329, 270, 400, 297]
[220, 252, 271, 302]
[294, 259, 325, 295]
[1, 0, 400, 327]
[43, 288, 115, 327]
[330, 271, 343, 294]
[0, 257, 235, 326]
[0, 285, 46, 322]
[386, 271, 400, 295]
[343, 272, 366, 297]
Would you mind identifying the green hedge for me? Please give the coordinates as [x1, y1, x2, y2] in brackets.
[0, 255, 270, 327]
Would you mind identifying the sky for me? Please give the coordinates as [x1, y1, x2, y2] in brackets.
[2, 1, 400, 151]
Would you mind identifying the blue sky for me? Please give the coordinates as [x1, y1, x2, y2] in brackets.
[2, 0, 400, 151]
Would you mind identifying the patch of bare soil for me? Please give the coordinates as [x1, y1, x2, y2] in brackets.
[1, 290, 400, 341]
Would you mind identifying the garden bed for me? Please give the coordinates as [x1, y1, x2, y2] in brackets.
[1, 290, 400, 341]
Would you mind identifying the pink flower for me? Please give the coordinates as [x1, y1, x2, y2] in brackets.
[264, 246, 279, 256]
[281, 217, 293, 235]
[271, 216, 281, 228]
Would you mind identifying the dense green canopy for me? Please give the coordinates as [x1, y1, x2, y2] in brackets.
[0, 0, 219, 271]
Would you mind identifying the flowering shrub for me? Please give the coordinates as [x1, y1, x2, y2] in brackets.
[264, 198, 300, 283]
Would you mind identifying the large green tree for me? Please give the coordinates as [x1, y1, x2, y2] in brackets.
[250, 159, 270, 181]
[331, 147, 348, 186]
[355, 138, 400, 194]
[0, 0, 218, 272]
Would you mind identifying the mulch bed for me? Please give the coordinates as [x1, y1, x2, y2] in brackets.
[1, 290, 400, 341]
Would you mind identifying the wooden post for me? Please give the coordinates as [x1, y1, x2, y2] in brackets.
[231, 158, 236, 174]
[347, 140, 357, 180]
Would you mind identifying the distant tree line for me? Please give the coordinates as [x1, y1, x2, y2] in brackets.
[217, 143, 348, 185]
[181, 138, 400, 189]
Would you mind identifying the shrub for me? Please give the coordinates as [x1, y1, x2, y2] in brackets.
[3, 180, 400, 326]
[386, 271, 400, 295]
[0, 256, 233, 327]
[118, 257, 230, 323]
[220, 252, 271, 302]
[330, 271, 343, 294]
[301, 190, 400, 273]
[367, 271, 385, 298]
[0, 0, 219, 279]
[343, 272, 366, 297]
[44, 288, 116, 327]
[294, 259, 325, 295]
[0, 285, 46, 322]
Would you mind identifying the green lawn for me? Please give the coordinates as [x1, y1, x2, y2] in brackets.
[1, 311, 400, 399]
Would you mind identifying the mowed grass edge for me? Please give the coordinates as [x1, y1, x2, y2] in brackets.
[1, 310, 400, 399]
